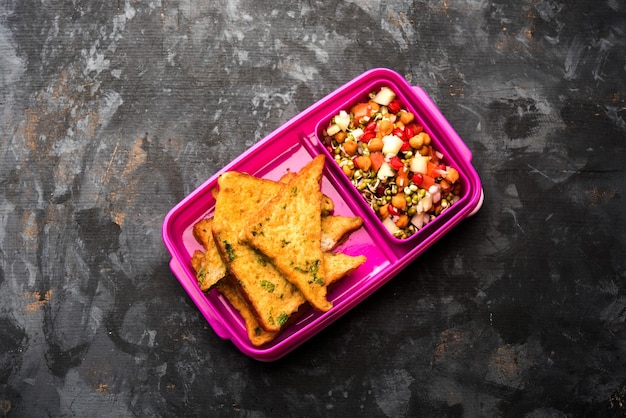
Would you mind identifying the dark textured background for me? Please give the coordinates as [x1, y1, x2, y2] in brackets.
[1, 1, 625, 416]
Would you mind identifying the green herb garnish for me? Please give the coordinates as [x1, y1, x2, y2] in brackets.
[260, 280, 275, 293]
[223, 240, 236, 261]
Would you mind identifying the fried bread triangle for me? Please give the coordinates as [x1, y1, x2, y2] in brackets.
[243, 155, 332, 311]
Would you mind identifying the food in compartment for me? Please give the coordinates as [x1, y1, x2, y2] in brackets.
[321, 87, 462, 239]
[189, 155, 366, 345]
[243, 156, 332, 311]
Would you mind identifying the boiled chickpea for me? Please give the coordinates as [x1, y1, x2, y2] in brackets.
[391, 193, 407, 210]
[355, 155, 372, 171]
[395, 214, 409, 228]
[379, 203, 390, 219]
[410, 132, 429, 149]
[378, 119, 394, 136]
[343, 140, 358, 156]
[400, 111, 415, 125]
[334, 131, 347, 143]
[367, 137, 384, 152]
[418, 145, 431, 155]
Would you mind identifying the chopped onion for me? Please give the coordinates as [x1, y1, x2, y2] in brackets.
[382, 134, 404, 155]
[335, 110, 350, 131]
[377, 162, 395, 180]
[409, 156, 429, 174]
[326, 124, 340, 136]
[372, 86, 396, 106]
[421, 193, 433, 212]
[411, 213, 430, 229]
[350, 128, 364, 141]
[383, 216, 400, 233]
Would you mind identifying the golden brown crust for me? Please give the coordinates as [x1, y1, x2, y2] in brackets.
[190, 218, 227, 291]
[192, 218, 214, 249]
[216, 277, 279, 346]
[215, 251, 366, 346]
[243, 155, 331, 312]
[189, 157, 367, 345]
[323, 252, 366, 285]
[213, 172, 306, 332]
[320, 215, 363, 252]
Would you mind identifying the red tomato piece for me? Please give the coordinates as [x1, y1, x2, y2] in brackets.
[392, 127, 405, 140]
[426, 161, 436, 176]
[422, 174, 436, 189]
[389, 156, 404, 170]
[388, 100, 401, 114]
[412, 124, 424, 134]
[388, 205, 401, 216]
[364, 120, 377, 132]
[360, 131, 376, 142]
[404, 125, 415, 141]
[352, 102, 372, 124]
[370, 151, 385, 172]
[412, 173, 424, 186]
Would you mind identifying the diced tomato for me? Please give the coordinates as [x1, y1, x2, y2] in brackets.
[389, 156, 404, 171]
[388, 204, 401, 216]
[392, 127, 405, 140]
[427, 161, 446, 178]
[360, 131, 376, 142]
[404, 125, 415, 141]
[412, 124, 424, 135]
[412, 173, 424, 186]
[400, 141, 411, 152]
[422, 174, 436, 189]
[364, 120, 377, 132]
[388, 100, 401, 114]
[370, 151, 385, 172]
[352, 102, 372, 124]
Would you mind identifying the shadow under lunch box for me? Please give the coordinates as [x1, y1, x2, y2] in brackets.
[162, 68, 484, 361]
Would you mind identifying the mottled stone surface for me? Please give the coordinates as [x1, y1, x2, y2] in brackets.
[1, 0, 625, 416]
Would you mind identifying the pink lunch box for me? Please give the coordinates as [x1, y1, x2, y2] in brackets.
[162, 68, 484, 361]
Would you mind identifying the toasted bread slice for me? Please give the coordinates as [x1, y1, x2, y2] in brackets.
[216, 277, 279, 346]
[280, 171, 335, 216]
[190, 250, 205, 277]
[323, 252, 366, 284]
[192, 218, 214, 249]
[190, 218, 227, 291]
[190, 213, 363, 292]
[218, 252, 366, 346]
[244, 155, 331, 311]
[320, 215, 363, 251]
[213, 171, 306, 332]
[278, 171, 296, 183]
